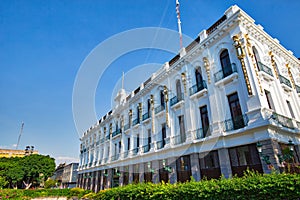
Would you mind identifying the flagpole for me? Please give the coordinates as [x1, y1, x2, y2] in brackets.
[176, 0, 183, 49]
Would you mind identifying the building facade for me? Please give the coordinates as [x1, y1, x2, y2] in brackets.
[77, 5, 300, 192]
[62, 163, 79, 188]
[0, 147, 38, 158]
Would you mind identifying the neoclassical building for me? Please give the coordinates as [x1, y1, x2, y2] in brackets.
[77, 5, 300, 192]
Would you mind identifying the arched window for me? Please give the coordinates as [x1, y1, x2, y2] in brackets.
[195, 67, 203, 87]
[220, 49, 232, 77]
[252, 46, 261, 70]
[176, 80, 183, 100]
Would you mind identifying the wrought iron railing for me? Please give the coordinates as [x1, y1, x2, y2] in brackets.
[214, 63, 237, 82]
[155, 105, 165, 114]
[194, 128, 205, 139]
[132, 118, 140, 126]
[112, 128, 121, 137]
[123, 151, 129, 158]
[257, 61, 273, 77]
[142, 144, 150, 153]
[222, 114, 248, 131]
[124, 123, 130, 131]
[172, 134, 185, 145]
[105, 134, 110, 140]
[156, 140, 165, 150]
[111, 153, 120, 161]
[142, 112, 150, 121]
[296, 85, 300, 93]
[279, 75, 292, 88]
[131, 147, 139, 156]
[189, 80, 207, 96]
[272, 112, 294, 129]
[170, 93, 184, 106]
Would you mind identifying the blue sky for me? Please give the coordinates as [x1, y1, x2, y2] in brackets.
[0, 0, 299, 164]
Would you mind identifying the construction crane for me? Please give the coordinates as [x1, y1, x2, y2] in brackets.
[16, 122, 24, 150]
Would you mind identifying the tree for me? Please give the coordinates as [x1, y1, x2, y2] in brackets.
[0, 154, 56, 189]
[0, 176, 8, 189]
[21, 154, 56, 188]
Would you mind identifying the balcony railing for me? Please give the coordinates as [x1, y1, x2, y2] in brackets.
[222, 114, 248, 131]
[142, 112, 150, 121]
[257, 62, 273, 77]
[123, 151, 129, 158]
[142, 144, 150, 153]
[132, 118, 140, 126]
[106, 134, 110, 140]
[111, 153, 120, 161]
[170, 93, 184, 106]
[156, 140, 165, 150]
[112, 128, 122, 137]
[189, 80, 207, 96]
[100, 138, 105, 143]
[131, 147, 139, 156]
[272, 112, 294, 129]
[155, 105, 165, 114]
[279, 75, 292, 88]
[124, 123, 130, 131]
[172, 134, 185, 145]
[193, 128, 206, 139]
[214, 63, 237, 82]
[295, 85, 300, 93]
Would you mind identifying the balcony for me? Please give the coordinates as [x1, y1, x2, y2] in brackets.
[170, 93, 184, 106]
[156, 140, 165, 150]
[123, 151, 129, 158]
[142, 112, 150, 121]
[112, 128, 122, 137]
[142, 144, 150, 153]
[193, 128, 207, 139]
[257, 62, 273, 77]
[111, 153, 120, 161]
[279, 75, 292, 88]
[155, 105, 165, 114]
[214, 63, 237, 83]
[189, 81, 207, 96]
[124, 123, 130, 131]
[272, 112, 294, 129]
[222, 114, 248, 132]
[105, 134, 110, 140]
[172, 134, 185, 145]
[132, 118, 140, 126]
[296, 85, 300, 94]
[131, 147, 139, 156]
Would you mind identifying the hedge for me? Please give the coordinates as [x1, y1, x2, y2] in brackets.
[0, 188, 92, 199]
[0, 172, 299, 200]
[94, 172, 300, 200]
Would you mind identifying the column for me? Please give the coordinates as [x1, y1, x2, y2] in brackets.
[119, 166, 124, 186]
[259, 139, 281, 173]
[168, 157, 177, 184]
[152, 160, 159, 183]
[139, 163, 144, 183]
[218, 148, 232, 178]
[129, 165, 133, 183]
[107, 169, 112, 189]
[190, 153, 201, 181]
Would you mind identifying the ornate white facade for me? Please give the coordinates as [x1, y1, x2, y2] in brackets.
[77, 5, 300, 192]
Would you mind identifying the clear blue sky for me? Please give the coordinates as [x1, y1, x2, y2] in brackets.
[1, 0, 299, 164]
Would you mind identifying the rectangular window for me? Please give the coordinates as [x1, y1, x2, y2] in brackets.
[178, 115, 186, 143]
[127, 138, 130, 150]
[264, 90, 275, 110]
[162, 123, 166, 146]
[227, 92, 244, 130]
[136, 134, 140, 148]
[147, 129, 151, 149]
[200, 105, 209, 137]
[200, 151, 220, 169]
[286, 100, 295, 118]
[118, 141, 121, 153]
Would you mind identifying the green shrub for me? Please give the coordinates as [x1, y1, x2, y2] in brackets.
[44, 178, 58, 189]
[94, 172, 300, 200]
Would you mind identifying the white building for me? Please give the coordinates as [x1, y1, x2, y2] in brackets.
[77, 5, 300, 192]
